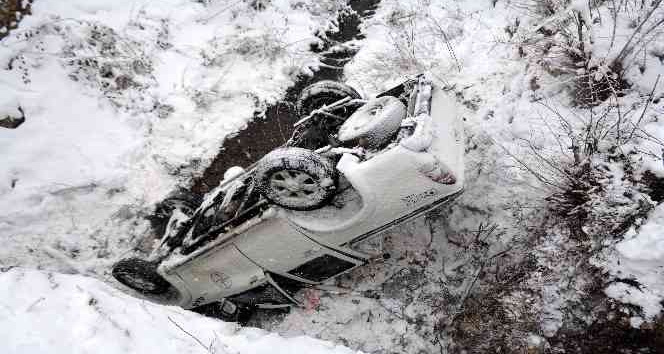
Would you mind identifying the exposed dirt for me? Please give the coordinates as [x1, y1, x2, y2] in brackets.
[642, 170, 664, 202]
[190, 0, 380, 194]
[548, 313, 664, 354]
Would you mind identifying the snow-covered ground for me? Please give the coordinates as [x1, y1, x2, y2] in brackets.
[2, 0, 664, 352]
[1, 268, 360, 354]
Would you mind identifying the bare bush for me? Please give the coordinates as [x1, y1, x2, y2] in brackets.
[515, 0, 663, 107]
[201, 29, 291, 66]
[353, 1, 464, 86]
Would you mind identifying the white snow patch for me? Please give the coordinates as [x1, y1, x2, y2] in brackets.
[600, 203, 664, 323]
[0, 268, 361, 354]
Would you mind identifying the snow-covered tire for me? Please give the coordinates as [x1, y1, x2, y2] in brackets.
[154, 189, 202, 221]
[151, 189, 201, 237]
[112, 258, 172, 295]
[163, 189, 201, 214]
[296, 80, 361, 117]
[254, 148, 337, 211]
[338, 96, 406, 148]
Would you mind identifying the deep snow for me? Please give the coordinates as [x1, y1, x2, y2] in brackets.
[0, 268, 360, 354]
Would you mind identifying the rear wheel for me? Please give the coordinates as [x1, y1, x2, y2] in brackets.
[112, 258, 172, 295]
[254, 148, 337, 211]
[296, 80, 361, 117]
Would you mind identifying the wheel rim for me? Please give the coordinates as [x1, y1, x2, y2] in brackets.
[269, 169, 322, 204]
[115, 271, 158, 292]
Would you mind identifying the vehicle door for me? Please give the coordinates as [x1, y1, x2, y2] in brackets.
[232, 211, 366, 285]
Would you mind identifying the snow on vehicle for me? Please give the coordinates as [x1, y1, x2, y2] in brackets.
[112, 74, 464, 319]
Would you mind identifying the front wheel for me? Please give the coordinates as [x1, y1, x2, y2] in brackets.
[112, 258, 172, 295]
[254, 148, 337, 211]
[338, 96, 406, 148]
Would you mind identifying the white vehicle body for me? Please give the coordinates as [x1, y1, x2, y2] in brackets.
[149, 76, 464, 310]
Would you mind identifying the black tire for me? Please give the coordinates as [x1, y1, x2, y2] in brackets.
[112, 258, 172, 295]
[296, 80, 361, 117]
[254, 147, 337, 211]
[338, 96, 406, 148]
[156, 189, 202, 218]
[151, 189, 202, 237]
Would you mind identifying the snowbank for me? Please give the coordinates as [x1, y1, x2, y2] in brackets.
[602, 203, 664, 323]
[0, 268, 360, 354]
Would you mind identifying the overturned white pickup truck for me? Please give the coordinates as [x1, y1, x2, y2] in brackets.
[112, 75, 464, 319]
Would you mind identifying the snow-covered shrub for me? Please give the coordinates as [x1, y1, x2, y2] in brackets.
[428, 223, 542, 352]
[61, 21, 160, 112]
[201, 28, 288, 66]
[516, 0, 663, 106]
[4, 16, 171, 116]
[341, 0, 464, 86]
[510, 98, 655, 240]
[0, 91, 23, 127]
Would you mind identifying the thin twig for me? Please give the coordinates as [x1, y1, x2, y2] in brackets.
[632, 124, 664, 146]
[168, 316, 213, 354]
[614, 0, 663, 64]
[628, 74, 661, 140]
[536, 109, 570, 158]
[494, 140, 566, 190]
[537, 100, 583, 163]
[197, 0, 244, 24]
[514, 136, 576, 182]
[448, 264, 484, 325]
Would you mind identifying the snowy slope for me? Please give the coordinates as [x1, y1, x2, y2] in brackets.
[0, 268, 361, 354]
[0, 0, 337, 273]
